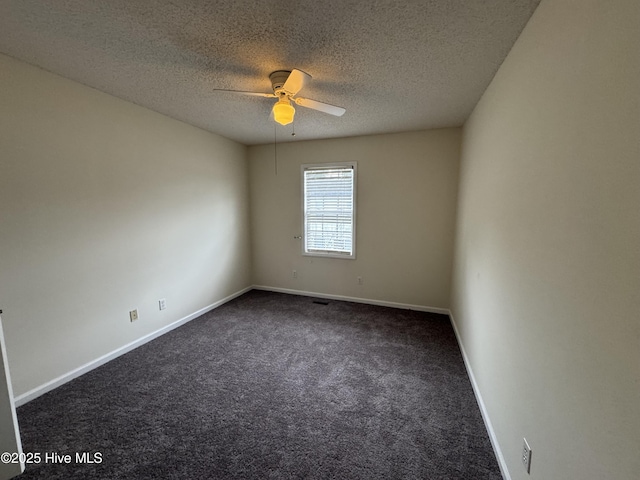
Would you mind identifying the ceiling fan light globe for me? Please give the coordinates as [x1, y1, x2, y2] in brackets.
[272, 100, 295, 125]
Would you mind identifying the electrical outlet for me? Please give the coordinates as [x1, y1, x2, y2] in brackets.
[293, 270, 298, 278]
[357, 276, 363, 285]
[159, 298, 167, 311]
[522, 438, 532, 474]
[129, 309, 139, 322]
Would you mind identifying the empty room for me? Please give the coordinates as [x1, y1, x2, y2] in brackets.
[0, 0, 637, 479]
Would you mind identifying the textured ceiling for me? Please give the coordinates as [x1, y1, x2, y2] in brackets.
[0, 0, 540, 145]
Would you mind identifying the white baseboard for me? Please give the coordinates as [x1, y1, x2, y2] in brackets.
[448, 310, 510, 480]
[252, 285, 450, 315]
[14, 286, 252, 407]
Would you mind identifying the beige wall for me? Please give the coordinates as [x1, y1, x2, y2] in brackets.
[249, 130, 460, 310]
[0, 54, 251, 397]
[4, 1, 638, 475]
[450, 0, 639, 479]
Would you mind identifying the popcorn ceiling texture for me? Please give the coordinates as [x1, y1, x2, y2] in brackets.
[0, 0, 540, 145]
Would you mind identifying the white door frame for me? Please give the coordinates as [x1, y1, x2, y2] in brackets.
[0, 311, 24, 479]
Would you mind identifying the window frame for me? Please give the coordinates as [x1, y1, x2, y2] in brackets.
[301, 162, 357, 260]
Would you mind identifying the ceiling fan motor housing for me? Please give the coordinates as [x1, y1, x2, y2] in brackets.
[269, 70, 291, 94]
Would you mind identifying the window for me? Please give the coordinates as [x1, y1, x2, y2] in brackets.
[302, 163, 356, 259]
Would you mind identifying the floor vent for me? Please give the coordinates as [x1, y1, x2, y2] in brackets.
[312, 300, 330, 305]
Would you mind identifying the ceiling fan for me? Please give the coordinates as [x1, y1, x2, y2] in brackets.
[214, 69, 346, 126]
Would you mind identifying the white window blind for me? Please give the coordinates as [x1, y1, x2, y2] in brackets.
[303, 164, 356, 258]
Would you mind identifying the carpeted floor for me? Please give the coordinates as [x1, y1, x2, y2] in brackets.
[16, 290, 501, 479]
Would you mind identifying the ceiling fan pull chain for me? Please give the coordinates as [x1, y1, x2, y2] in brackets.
[274, 124, 278, 176]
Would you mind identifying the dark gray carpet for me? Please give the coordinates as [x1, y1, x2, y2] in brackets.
[16, 290, 500, 479]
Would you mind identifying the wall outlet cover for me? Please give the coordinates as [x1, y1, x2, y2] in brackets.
[522, 438, 532, 474]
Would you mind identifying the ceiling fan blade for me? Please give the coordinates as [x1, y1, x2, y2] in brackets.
[282, 69, 311, 96]
[213, 89, 276, 98]
[294, 97, 346, 117]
